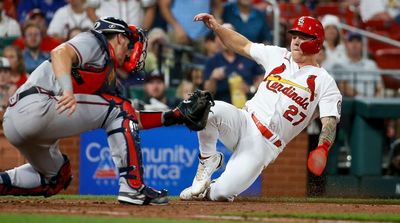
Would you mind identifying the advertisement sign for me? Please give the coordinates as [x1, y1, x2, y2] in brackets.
[80, 127, 260, 196]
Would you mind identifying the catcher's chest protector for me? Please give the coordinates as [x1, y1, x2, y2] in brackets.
[71, 30, 118, 95]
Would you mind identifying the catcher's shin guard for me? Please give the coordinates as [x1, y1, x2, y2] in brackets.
[102, 94, 145, 189]
[0, 154, 73, 197]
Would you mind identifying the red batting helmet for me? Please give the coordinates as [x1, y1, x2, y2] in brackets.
[288, 16, 325, 54]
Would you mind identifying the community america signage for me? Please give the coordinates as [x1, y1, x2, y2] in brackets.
[79, 126, 260, 196]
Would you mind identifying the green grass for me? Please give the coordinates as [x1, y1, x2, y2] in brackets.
[2, 196, 400, 222]
[0, 213, 220, 223]
[236, 197, 400, 205]
[220, 212, 400, 222]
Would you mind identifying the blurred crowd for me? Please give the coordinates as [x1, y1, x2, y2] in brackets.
[0, 0, 399, 175]
[1, 0, 400, 112]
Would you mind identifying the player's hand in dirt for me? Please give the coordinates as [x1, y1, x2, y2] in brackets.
[56, 90, 77, 116]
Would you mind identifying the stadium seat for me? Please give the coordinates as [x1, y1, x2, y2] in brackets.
[315, 2, 343, 16]
[315, 2, 357, 25]
[362, 19, 400, 53]
[128, 86, 145, 100]
[375, 48, 400, 69]
[365, 31, 400, 55]
[362, 19, 400, 32]
[127, 86, 177, 101]
[279, 3, 311, 21]
[374, 48, 400, 94]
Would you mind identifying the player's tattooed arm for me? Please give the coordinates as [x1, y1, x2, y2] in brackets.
[318, 116, 337, 147]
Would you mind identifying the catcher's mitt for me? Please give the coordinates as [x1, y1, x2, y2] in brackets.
[177, 90, 215, 131]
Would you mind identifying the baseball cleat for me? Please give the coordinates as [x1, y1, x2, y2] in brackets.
[179, 186, 193, 200]
[118, 185, 168, 205]
[180, 186, 211, 201]
[191, 152, 224, 196]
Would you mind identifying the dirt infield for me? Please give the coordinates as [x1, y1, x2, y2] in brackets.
[1, 197, 400, 222]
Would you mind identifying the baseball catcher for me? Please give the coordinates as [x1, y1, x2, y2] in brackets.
[0, 16, 212, 205]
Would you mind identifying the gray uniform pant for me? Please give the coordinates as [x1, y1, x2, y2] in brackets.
[3, 93, 130, 189]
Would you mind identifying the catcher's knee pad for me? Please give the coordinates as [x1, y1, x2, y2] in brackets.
[0, 154, 72, 197]
[46, 154, 73, 197]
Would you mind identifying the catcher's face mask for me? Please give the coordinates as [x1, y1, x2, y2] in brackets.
[123, 25, 148, 73]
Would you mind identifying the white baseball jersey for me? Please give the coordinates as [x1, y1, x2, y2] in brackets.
[189, 43, 342, 202]
[246, 43, 342, 147]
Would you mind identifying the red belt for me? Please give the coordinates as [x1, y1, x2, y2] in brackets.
[251, 114, 282, 148]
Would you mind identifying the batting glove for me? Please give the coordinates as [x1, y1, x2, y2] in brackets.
[307, 141, 331, 176]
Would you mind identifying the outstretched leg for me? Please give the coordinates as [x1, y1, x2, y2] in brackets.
[188, 101, 244, 196]
[181, 102, 279, 201]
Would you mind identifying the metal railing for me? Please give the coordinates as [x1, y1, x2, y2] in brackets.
[328, 68, 400, 97]
[265, 0, 280, 46]
[340, 23, 400, 59]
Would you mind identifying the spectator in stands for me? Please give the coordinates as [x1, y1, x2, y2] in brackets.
[134, 70, 180, 111]
[22, 23, 49, 74]
[0, 0, 21, 37]
[17, 0, 67, 25]
[321, 14, 346, 71]
[317, 45, 327, 68]
[149, 3, 168, 31]
[204, 32, 222, 58]
[2, 0, 17, 19]
[360, 0, 400, 24]
[203, 23, 264, 107]
[66, 27, 85, 40]
[159, 0, 222, 50]
[222, 0, 272, 43]
[186, 64, 205, 90]
[0, 57, 16, 111]
[176, 79, 194, 100]
[144, 27, 170, 74]
[86, 0, 156, 31]
[47, 0, 93, 41]
[3, 45, 28, 88]
[332, 32, 383, 97]
[14, 9, 61, 52]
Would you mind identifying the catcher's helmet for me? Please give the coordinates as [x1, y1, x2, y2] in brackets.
[93, 17, 146, 49]
[288, 16, 324, 54]
[93, 17, 148, 73]
[93, 17, 133, 37]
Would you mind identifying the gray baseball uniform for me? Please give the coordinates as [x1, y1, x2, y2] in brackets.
[2, 32, 138, 192]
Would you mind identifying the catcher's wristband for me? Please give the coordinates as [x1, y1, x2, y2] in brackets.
[57, 74, 73, 91]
